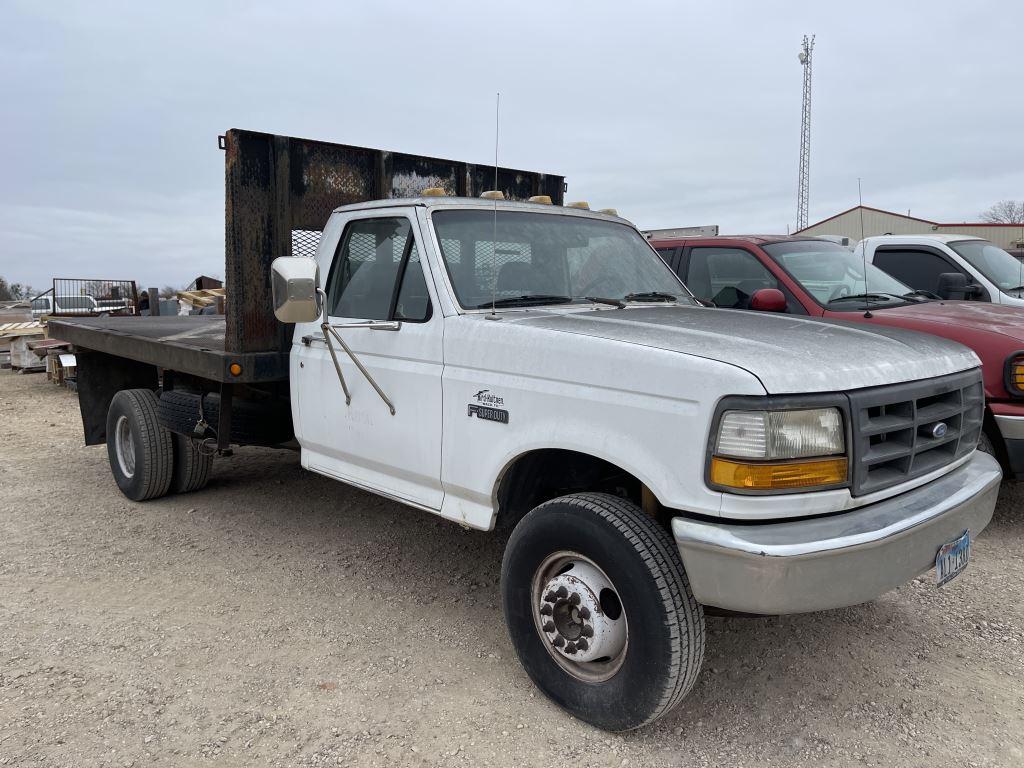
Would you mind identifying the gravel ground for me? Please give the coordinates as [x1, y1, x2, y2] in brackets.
[1, 369, 1022, 767]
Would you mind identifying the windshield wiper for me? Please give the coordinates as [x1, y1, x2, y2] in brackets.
[471, 294, 573, 310]
[1004, 285, 1024, 293]
[623, 291, 678, 303]
[827, 292, 901, 304]
[903, 289, 939, 300]
[585, 296, 626, 308]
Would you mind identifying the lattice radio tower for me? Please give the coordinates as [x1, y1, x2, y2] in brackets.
[796, 34, 815, 231]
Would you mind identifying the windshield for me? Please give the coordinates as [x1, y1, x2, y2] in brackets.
[55, 296, 96, 310]
[430, 209, 691, 310]
[948, 240, 1024, 292]
[762, 241, 914, 306]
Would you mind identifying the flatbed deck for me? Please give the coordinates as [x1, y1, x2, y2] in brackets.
[49, 316, 289, 383]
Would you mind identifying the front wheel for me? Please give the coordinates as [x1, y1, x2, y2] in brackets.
[501, 493, 705, 731]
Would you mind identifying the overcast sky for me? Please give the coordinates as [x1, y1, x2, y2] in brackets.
[2, 0, 1023, 292]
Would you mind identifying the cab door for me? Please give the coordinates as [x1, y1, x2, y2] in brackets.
[292, 210, 444, 510]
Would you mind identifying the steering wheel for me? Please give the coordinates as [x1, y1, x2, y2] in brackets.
[829, 285, 851, 302]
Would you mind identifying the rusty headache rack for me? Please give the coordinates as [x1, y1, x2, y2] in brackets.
[222, 128, 566, 356]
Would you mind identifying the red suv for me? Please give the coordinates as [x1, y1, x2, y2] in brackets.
[649, 235, 1024, 478]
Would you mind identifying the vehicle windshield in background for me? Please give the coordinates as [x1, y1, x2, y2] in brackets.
[947, 240, 1024, 293]
[430, 210, 692, 310]
[56, 296, 97, 312]
[762, 241, 916, 307]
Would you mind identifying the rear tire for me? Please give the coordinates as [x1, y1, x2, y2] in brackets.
[501, 492, 705, 731]
[106, 389, 174, 501]
[170, 434, 213, 494]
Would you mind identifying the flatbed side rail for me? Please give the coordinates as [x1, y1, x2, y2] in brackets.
[47, 316, 289, 384]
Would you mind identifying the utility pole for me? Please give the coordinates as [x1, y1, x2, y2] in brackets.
[796, 34, 815, 231]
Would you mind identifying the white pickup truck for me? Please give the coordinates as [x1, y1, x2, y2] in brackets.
[55, 193, 1002, 731]
[269, 195, 1000, 727]
[859, 234, 1024, 305]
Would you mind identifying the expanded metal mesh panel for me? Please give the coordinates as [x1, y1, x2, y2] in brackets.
[47, 279, 139, 317]
[291, 229, 322, 259]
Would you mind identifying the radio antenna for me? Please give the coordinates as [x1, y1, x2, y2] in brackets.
[1018, 217, 1023, 298]
[489, 92, 500, 318]
[858, 178, 872, 318]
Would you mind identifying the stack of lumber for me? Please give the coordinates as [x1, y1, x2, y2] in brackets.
[177, 287, 226, 312]
[0, 321, 44, 343]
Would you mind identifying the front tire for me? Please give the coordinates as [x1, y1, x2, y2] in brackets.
[106, 389, 174, 501]
[501, 493, 705, 731]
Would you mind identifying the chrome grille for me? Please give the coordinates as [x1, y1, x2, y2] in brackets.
[849, 369, 985, 496]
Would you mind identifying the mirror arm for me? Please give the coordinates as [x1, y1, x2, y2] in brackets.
[321, 321, 397, 415]
[319, 321, 353, 406]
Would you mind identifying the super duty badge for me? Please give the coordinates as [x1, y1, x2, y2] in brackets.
[469, 390, 509, 424]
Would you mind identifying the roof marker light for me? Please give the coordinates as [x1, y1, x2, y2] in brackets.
[567, 201, 590, 210]
[598, 208, 618, 216]
[421, 187, 447, 197]
[480, 190, 505, 200]
[528, 195, 553, 205]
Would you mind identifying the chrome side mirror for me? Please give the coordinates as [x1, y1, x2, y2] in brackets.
[271, 257, 321, 322]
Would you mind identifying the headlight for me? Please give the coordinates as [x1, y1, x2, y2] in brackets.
[1005, 355, 1024, 396]
[711, 407, 847, 492]
[716, 408, 844, 459]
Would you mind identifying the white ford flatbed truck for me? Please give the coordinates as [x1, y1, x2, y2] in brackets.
[50, 134, 1001, 731]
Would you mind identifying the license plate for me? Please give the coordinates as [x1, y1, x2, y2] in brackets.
[935, 530, 970, 587]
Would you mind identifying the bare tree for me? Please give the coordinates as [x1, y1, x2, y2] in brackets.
[980, 200, 1024, 224]
[0, 278, 36, 301]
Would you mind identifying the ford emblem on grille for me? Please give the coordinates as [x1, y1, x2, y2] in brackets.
[931, 422, 948, 438]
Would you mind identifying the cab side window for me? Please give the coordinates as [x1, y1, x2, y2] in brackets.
[685, 247, 780, 310]
[325, 217, 431, 322]
[873, 249, 963, 296]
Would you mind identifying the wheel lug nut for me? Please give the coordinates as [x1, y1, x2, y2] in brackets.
[582, 625, 594, 637]
[579, 606, 591, 620]
[577, 638, 588, 651]
[553, 636, 565, 648]
[539, 604, 552, 616]
[569, 592, 581, 605]
[565, 642, 576, 654]
[555, 586, 568, 599]
[544, 591, 557, 602]
[542, 621, 555, 632]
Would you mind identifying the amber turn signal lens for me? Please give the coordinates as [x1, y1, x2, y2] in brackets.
[710, 456, 847, 491]
[1009, 360, 1024, 393]
[229, 363, 242, 376]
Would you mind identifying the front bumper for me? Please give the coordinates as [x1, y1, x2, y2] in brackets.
[672, 451, 1001, 615]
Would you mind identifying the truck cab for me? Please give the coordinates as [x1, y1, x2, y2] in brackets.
[267, 199, 999, 728]
[858, 234, 1024, 306]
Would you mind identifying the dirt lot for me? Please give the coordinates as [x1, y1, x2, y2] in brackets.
[1, 369, 1022, 767]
